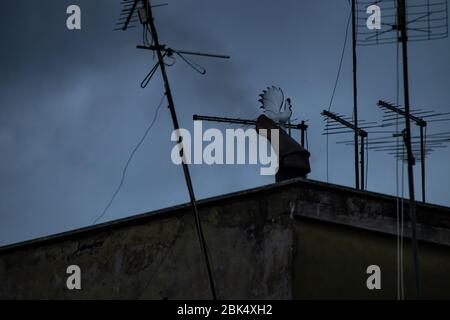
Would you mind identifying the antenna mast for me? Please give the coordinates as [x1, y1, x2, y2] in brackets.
[354, 0, 448, 299]
[397, 0, 421, 298]
[351, 0, 360, 190]
[116, 0, 230, 300]
[143, 0, 217, 300]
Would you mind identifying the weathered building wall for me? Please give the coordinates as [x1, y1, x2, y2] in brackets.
[287, 181, 450, 299]
[1, 178, 450, 299]
[0, 184, 294, 300]
[294, 219, 450, 299]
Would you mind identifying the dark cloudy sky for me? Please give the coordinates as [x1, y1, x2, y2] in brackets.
[0, 0, 449, 246]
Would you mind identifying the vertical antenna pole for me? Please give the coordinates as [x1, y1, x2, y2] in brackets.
[360, 135, 365, 191]
[420, 125, 426, 203]
[398, 0, 421, 299]
[145, 0, 217, 300]
[301, 121, 306, 148]
[352, 0, 360, 190]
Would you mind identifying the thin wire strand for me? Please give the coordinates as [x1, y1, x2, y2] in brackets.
[327, 11, 352, 112]
[93, 93, 166, 225]
[326, 8, 352, 183]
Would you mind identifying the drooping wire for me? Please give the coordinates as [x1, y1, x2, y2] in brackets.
[143, 24, 148, 46]
[142, 24, 155, 60]
[326, 8, 352, 183]
[93, 93, 166, 225]
[164, 54, 176, 67]
[327, 11, 352, 113]
[145, 24, 153, 47]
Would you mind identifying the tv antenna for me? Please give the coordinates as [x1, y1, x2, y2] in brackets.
[337, 101, 450, 203]
[356, 0, 448, 45]
[321, 110, 370, 190]
[373, 100, 450, 203]
[193, 115, 309, 149]
[355, 0, 449, 299]
[116, 0, 230, 300]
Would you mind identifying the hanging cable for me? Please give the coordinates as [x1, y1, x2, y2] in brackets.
[142, 24, 148, 46]
[164, 55, 176, 67]
[145, 24, 153, 47]
[327, 11, 351, 113]
[326, 8, 352, 183]
[93, 93, 166, 225]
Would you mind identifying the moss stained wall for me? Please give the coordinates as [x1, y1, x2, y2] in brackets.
[294, 219, 450, 299]
[0, 187, 294, 300]
[1, 179, 449, 299]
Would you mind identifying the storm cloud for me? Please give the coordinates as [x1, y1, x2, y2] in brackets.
[0, 0, 449, 246]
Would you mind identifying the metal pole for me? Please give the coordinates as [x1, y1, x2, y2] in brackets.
[301, 121, 306, 148]
[420, 125, 426, 203]
[398, 0, 421, 299]
[137, 45, 231, 59]
[360, 136, 365, 191]
[351, 0, 360, 190]
[194, 114, 309, 150]
[145, 0, 217, 300]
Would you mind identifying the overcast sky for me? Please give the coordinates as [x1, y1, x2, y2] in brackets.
[0, 0, 449, 246]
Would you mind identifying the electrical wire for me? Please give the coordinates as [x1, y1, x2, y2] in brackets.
[142, 24, 155, 60]
[93, 93, 166, 225]
[327, 11, 352, 113]
[143, 24, 147, 46]
[145, 25, 153, 47]
[326, 8, 352, 183]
